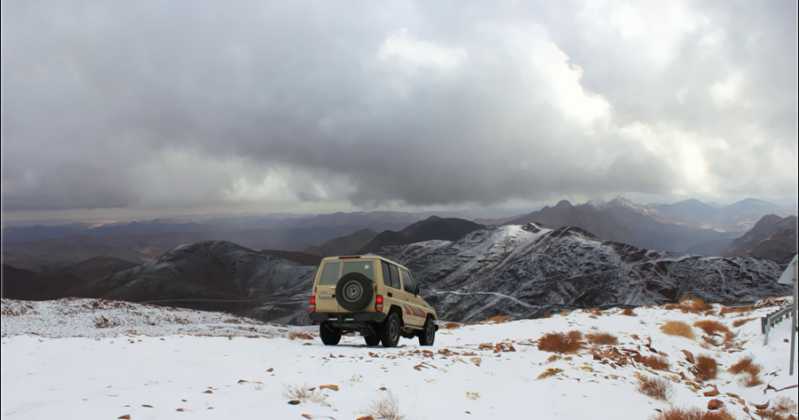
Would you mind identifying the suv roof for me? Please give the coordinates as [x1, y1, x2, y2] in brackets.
[319, 255, 410, 272]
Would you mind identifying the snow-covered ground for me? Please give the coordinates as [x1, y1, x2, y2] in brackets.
[2, 298, 797, 420]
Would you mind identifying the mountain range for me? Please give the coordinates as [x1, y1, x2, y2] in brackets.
[3, 221, 791, 324]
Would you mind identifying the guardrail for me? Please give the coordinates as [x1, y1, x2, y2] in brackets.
[762, 305, 794, 345]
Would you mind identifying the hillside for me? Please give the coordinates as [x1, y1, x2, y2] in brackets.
[67, 240, 317, 324]
[720, 215, 798, 263]
[504, 200, 637, 245]
[303, 228, 378, 257]
[376, 224, 790, 322]
[1, 297, 796, 420]
[357, 216, 484, 254]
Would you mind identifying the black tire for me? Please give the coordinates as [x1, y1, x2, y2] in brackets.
[418, 318, 436, 346]
[335, 272, 373, 311]
[379, 313, 401, 348]
[319, 322, 341, 346]
[364, 334, 380, 347]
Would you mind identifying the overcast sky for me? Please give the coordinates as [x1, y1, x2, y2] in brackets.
[2, 0, 797, 220]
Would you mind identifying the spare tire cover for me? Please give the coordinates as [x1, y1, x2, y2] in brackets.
[335, 272, 374, 311]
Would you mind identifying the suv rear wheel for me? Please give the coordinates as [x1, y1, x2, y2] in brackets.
[379, 313, 401, 348]
[364, 334, 380, 347]
[418, 318, 436, 346]
[319, 322, 341, 346]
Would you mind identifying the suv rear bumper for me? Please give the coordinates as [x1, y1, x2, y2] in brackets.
[309, 312, 387, 324]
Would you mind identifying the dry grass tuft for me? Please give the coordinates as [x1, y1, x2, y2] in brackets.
[693, 355, 718, 381]
[719, 306, 755, 317]
[640, 355, 670, 371]
[282, 383, 327, 404]
[465, 391, 480, 400]
[442, 322, 462, 329]
[586, 332, 618, 345]
[636, 375, 673, 402]
[732, 318, 756, 328]
[757, 395, 799, 420]
[738, 373, 763, 387]
[537, 331, 584, 354]
[773, 396, 798, 413]
[620, 308, 637, 316]
[362, 391, 406, 420]
[479, 316, 512, 324]
[536, 368, 563, 380]
[728, 355, 757, 374]
[560, 311, 571, 317]
[539, 312, 552, 319]
[693, 320, 730, 335]
[648, 407, 738, 420]
[728, 355, 764, 388]
[660, 321, 696, 340]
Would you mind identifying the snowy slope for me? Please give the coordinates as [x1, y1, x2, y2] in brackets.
[2, 298, 797, 420]
[378, 224, 790, 322]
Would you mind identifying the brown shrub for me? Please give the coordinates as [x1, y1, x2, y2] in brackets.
[637, 376, 673, 401]
[559, 311, 570, 317]
[661, 321, 696, 340]
[719, 306, 755, 316]
[693, 355, 718, 381]
[442, 322, 462, 329]
[648, 407, 738, 420]
[728, 355, 756, 374]
[536, 367, 563, 380]
[586, 332, 618, 345]
[537, 331, 584, 354]
[640, 355, 670, 371]
[693, 320, 730, 335]
[539, 312, 552, 319]
[732, 318, 756, 327]
[738, 373, 763, 387]
[773, 396, 798, 413]
[681, 296, 713, 312]
[620, 308, 636, 316]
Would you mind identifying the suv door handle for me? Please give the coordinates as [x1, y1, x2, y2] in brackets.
[387, 292, 393, 297]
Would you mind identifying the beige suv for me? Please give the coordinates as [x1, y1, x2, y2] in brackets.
[308, 255, 438, 348]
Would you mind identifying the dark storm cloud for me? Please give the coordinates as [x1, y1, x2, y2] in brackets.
[1, 0, 797, 212]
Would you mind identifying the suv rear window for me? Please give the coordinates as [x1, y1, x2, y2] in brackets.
[318, 262, 341, 285]
[342, 260, 375, 282]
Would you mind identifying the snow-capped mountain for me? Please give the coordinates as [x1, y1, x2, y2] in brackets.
[377, 224, 790, 322]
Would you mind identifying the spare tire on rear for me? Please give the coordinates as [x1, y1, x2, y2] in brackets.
[335, 272, 373, 311]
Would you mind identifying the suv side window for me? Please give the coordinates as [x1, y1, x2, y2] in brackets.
[388, 263, 401, 290]
[318, 262, 341, 285]
[381, 262, 392, 288]
[401, 270, 416, 294]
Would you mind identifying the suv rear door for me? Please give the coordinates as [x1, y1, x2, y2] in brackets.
[315, 261, 342, 312]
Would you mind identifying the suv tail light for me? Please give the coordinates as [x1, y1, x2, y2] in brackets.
[310, 296, 316, 313]
[375, 295, 383, 312]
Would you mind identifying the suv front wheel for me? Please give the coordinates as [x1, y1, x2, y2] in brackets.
[379, 313, 401, 348]
[418, 318, 435, 346]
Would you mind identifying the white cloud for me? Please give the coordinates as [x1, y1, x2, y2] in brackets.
[376, 28, 467, 76]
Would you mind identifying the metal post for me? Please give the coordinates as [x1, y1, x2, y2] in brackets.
[790, 259, 797, 376]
